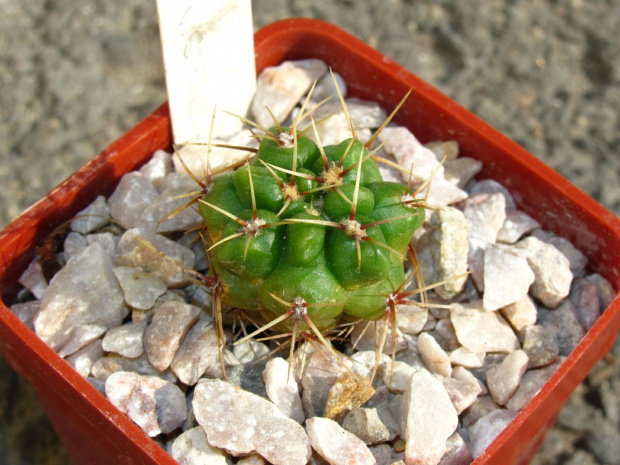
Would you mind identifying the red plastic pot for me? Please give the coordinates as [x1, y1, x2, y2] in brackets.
[1, 18, 619, 465]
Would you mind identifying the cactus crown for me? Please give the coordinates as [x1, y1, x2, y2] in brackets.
[191, 81, 427, 339]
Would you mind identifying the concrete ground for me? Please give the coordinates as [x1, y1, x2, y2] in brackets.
[0, 1, 618, 464]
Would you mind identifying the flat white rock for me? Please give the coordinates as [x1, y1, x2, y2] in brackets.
[461, 193, 506, 245]
[306, 416, 376, 465]
[139, 149, 172, 192]
[170, 426, 229, 465]
[34, 243, 128, 354]
[108, 172, 159, 228]
[514, 236, 572, 308]
[102, 321, 147, 358]
[251, 59, 328, 128]
[482, 244, 535, 311]
[402, 368, 458, 465]
[395, 304, 428, 335]
[379, 126, 444, 182]
[468, 410, 518, 458]
[113, 266, 167, 310]
[170, 317, 223, 385]
[138, 174, 203, 233]
[65, 339, 104, 378]
[263, 357, 305, 424]
[18, 257, 47, 300]
[496, 210, 540, 244]
[114, 228, 195, 287]
[450, 302, 519, 353]
[468, 179, 516, 210]
[70, 195, 111, 234]
[418, 332, 452, 378]
[193, 379, 311, 465]
[105, 371, 187, 437]
[145, 301, 201, 371]
[448, 347, 485, 369]
[500, 295, 538, 334]
[429, 207, 469, 300]
[486, 350, 529, 405]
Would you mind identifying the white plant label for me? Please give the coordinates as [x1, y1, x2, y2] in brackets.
[156, 0, 256, 144]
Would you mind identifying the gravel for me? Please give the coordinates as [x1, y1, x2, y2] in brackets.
[1, 1, 619, 464]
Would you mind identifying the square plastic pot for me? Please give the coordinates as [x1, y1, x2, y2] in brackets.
[1, 18, 619, 465]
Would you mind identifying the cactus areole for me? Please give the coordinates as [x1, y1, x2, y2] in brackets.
[198, 121, 425, 334]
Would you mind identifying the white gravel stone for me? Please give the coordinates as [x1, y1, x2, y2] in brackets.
[418, 332, 452, 377]
[86, 232, 118, 260]
[18, 257, 47, 300]
[102, 321, 147, 358]
[193, 379, 311, 465]
[263, 357, 305, 424]
[505, 359, 563, 411]
[311, 71, 347, 102]
[483, 244, 535, 311]
[70, 195, 111, 234]
[426, 140, 460, 161]
[65, 339, 103, 378]
[383, 361, 418, 394]
[450, 302, 519, 353]
[34, 243, 128, 354]
[449, 347, 485, 369]
[108, 172, 159, 228]
[468, 410, 518, 458]
[138, 174, 203, 233]
[496, 210, 541, 244]
[514, 236, 573, 308]
[395, 303, 428, 335]
[113, 266, 167, 310]
[236, 455, 266, 465]
[452, 366, 487, 396]
[429, 207, 469, 300]
[379, 126, 444, 182]
[170, 316, 225, 384]
[10, 300, 40, 331]
[105, 371, 187, 437]
[443, 157, 482, 189]
[500, 295, 538, 335]
[114, 227, 195, 287]
[486, 350, 529, 406]
[233, 340, 270, 365]
[139, 149, 173, 192]
[350, 320, 407, 355]
[442, 376, 481, 414]
[63, 231, 87, 262]
[341, 406, 399, 446]
[461, 192, 507, 245]
[145, 301, 201, 371]
[170, 426, 229, 465]
[424, 177, 469, 206]
[252, 59, 328, 128]
[468, 179, 516, 210]
[350, 351, 391, 380]
[402, 368, 458, 465]
[306, 416, 376, 465]
[438, 432, 473, 465]
[91, 352, 177, 383]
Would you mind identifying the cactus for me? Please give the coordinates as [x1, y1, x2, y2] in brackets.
[189, 82, 429, 359]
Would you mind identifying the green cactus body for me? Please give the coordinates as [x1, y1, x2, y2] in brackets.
[198, 126, 424, 332]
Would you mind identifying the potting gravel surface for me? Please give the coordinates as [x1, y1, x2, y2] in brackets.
[1, 1, 619, 464]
